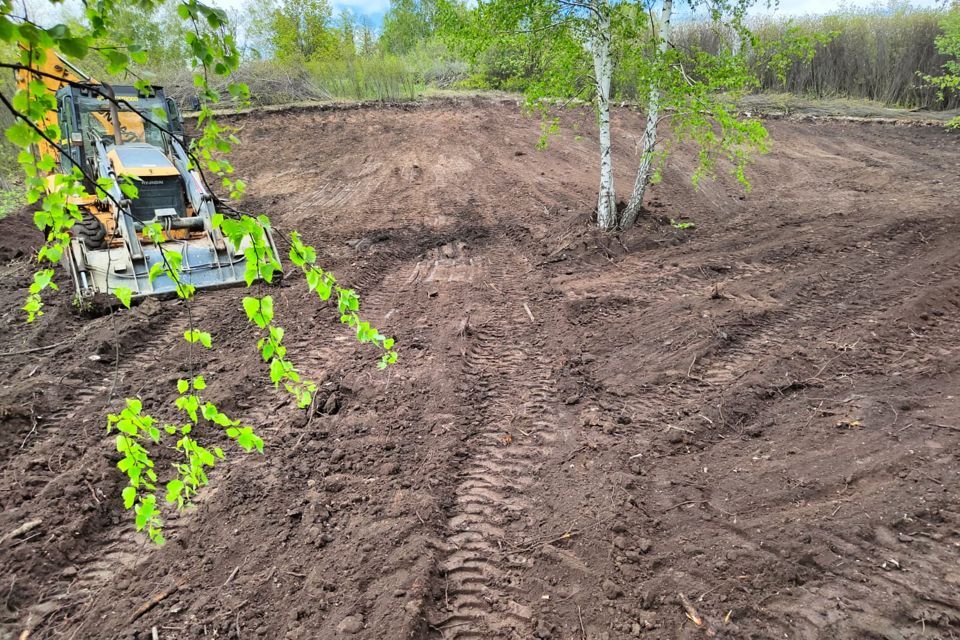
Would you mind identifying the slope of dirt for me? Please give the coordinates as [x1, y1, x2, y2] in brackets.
[1, 98, 959, 640]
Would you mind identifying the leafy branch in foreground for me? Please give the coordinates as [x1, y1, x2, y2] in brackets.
[287, 230, 398, 369]
[108, 372, 264, 545]
[2, 0, 397, 544]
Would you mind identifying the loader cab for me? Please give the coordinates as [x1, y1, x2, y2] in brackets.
[55, 84, 185, 180]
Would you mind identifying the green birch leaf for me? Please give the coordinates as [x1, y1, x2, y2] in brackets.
[114, 287, 133, 309]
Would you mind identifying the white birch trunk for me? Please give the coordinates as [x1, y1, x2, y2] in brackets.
[591, 3, 617, 231]
[621, 0, 673, 230]
[730, 26, 743, 57]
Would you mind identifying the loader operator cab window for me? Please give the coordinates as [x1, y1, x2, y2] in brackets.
[77, 96, 171, 158]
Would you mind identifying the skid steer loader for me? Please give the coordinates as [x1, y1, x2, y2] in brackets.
[16, 50, 281, 302]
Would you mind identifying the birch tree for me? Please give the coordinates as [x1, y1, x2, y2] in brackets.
[588, 1, 617, 229]
[442, 0, 779, 231]
[622, 0, 672, 229]
[925, 3, 960, 128]
[439, 0, 626, 229]
[618, 0, 769, 229]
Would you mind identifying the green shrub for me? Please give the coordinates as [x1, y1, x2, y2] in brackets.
[0, 185, 23, 220]
[307, 54, 422, 101]
[674, 6, 957, 109]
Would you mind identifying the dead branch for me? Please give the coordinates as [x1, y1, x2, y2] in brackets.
[130, 581, 185, 623]
[0, 339, 71, 357]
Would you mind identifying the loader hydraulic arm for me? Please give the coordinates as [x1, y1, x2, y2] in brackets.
[14, 48, 93, 163]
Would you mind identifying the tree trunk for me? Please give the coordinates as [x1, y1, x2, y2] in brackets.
[621, 0, 673, 230]
[591, 3, 617, 231]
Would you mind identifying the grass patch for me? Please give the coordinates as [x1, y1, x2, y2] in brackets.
[0, 185, 23, 220]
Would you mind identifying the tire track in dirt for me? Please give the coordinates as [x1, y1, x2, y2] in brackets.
[63, 311, 192, 598]
[429, 240, 560, 639]
[690, 245, 895, 389]
[1, 303, 186, 484]
[697, 297, 816, 387]
[571, 213, 960, 637]
[0, 302, 199, 639]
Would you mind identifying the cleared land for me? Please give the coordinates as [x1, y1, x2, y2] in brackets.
[1, 98, 959, 640]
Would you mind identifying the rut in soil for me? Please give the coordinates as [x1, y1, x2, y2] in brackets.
[430, 243, 560, 639]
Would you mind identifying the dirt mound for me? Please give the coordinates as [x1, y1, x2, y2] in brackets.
[0, 208, 40, 262]
[1, 100, 959, 640]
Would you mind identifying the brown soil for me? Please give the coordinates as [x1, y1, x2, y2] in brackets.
[1, 98, 959, 640]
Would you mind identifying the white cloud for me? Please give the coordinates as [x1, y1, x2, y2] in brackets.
[206, 0, 389, 17]
[331, 0, 391, 15]
[332, 0, 390, 9]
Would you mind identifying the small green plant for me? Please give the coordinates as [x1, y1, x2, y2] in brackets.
[670, 218, 696, 230]
[536, 117, 560, 150]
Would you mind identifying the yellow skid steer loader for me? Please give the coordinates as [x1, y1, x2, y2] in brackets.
[16, 50, 280, 302]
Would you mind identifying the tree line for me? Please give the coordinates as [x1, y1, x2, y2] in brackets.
[14, 0, 957, 108]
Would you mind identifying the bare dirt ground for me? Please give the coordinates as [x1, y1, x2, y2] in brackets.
[1, 98, 959, 640]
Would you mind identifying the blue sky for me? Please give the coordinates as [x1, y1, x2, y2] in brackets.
[328, 0, 946, 24]
[332, 0, 390, 13]
[330, 0, 389, 23]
